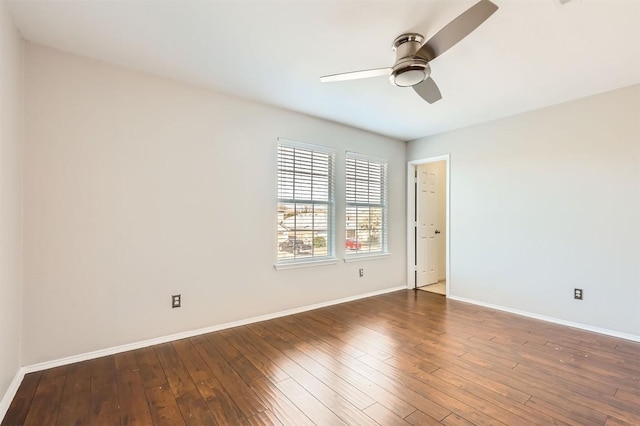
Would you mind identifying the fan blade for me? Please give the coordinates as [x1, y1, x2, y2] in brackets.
[413, 77, 442, 104]
[416, 0, 498, 61]
[320, 67, 392, 83]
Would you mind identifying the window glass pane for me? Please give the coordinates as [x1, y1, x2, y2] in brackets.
[277, 141, 334, 263]
[345, 155, 387, 255]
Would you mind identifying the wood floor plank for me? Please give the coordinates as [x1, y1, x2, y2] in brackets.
[306, 311, 397, 361]
[359, 354, 516, 426]
[263, 321, 377, 411]
[135, 346, 168, 389]
[207, 331, 265, 383]
[192, 376, 247, 425]
[115, 350, 140, 374]
[56, 389, 90, 426]
[428, 368, 566, 425]
[172, 338, 213, 384]
[88, 356, 120, 425]
[513, 362, 620, 399]
[273, 378, 347, 426]
[248, 377, 314, 426]
[154, 342, 198, 398]
[286, 314, 367, 359]
[362, 402, 411, 425]
[605, 416, 637, 426]
[154, 342, 219, 425]
[295, 338, 417, 418]
[513, 365, 640, 423]
[411, 329, 627, 422]
[194, 339, 266, 417]
[430, 361, 531, 404]
[519, 340, 638, 390]
[22, 375, 64, 426]
[412, 327, 625, 424]
[221, 327, 290, 383]
[253, 322, 379, 425]
[246, 409, 284, 426]
[175, 389, 219, 426]
[173, 339, 247, 425]
[404, 409, 443, 426]
[281, 310, 428, 409]
[144, 385, 186, 426]
[4, 290, 639, 426]
[614, 340, 640, 354]
[40, 365, 68, 381]
[310, 341, 452, 421]
[0, 372, 41, 426]
[524, 396, 603, 426]
[440, 412, 476, 426]
[116, 369, 153, 426]
[542, 339, 640, 374]
[615, 388, 640, 405]
[457, 335, 615, 397]
[61, 361, 92, 397]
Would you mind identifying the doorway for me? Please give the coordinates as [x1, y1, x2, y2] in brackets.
[407, 156, 450, 296]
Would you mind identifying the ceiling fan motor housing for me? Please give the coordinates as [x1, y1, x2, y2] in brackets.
[390, 33, 430, 87]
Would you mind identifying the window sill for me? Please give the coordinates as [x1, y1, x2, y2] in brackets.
[274, 258, 339, 270]
[343, 253, 391, 263]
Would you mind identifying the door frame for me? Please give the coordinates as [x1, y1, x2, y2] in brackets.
[407, 155, 451, 296]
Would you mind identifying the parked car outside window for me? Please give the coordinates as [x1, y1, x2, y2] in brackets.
[279, 239, 312, 254]
[346, 239, 362, 250]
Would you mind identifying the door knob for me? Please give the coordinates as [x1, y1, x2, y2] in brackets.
[435, 230, 441, 234]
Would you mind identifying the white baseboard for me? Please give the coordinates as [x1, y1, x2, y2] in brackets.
[0, 367, 26, 422]
[23, 285, 406, 374]
[448, 295, 640, 343]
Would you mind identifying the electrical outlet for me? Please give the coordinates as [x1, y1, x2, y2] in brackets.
[172, 294, 181, 308]
[574, 289, 583, 300]
[359, 268, 364, 278]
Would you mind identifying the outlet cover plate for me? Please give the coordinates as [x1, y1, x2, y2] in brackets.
[172, 294, 181, 308]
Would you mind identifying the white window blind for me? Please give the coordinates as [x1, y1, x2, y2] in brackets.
[277, 139, 335, 263]
[345, 153, 387, 255]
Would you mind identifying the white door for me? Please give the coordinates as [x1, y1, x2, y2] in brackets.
[416, 163, 440, 286]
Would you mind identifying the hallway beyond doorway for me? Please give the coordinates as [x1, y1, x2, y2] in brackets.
[418, 280, 446, 295]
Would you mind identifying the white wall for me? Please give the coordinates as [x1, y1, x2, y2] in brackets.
[408, 85, 640, 337]
[0, 0, 23, 406]
[22, 44, 407, 365]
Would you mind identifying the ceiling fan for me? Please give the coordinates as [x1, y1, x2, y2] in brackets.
[320, 0, 499, 104]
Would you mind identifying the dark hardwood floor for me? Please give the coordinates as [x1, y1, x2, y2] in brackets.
[3, 290, 639, 425]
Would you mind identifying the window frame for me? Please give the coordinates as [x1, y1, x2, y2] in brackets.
[345, 152, 388, 259]
[275, 138, 337, 269]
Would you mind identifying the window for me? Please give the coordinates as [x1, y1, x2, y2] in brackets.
[345, 153, 387, 256]
[277, 139, 335, 264]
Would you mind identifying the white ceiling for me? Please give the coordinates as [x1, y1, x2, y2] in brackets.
[7, 0, 640, 141]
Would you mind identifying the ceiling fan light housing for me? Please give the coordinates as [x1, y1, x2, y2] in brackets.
[391, 64, 429, 87]
[390, 33, 430, 87]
